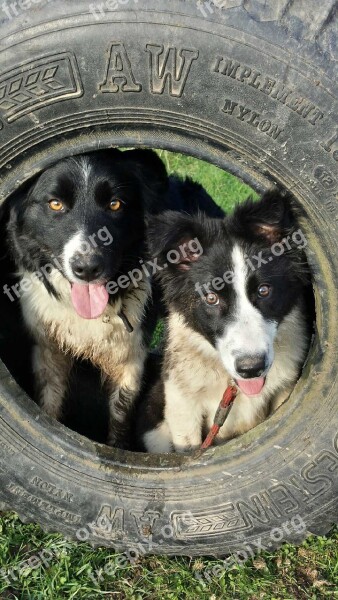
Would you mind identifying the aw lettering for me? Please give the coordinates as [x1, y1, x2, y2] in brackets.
[100, 42, 199, 98]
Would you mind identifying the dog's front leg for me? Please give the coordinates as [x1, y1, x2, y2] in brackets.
[107, 386, 138, 449]
[107, 356, 145, 449]
[33, 340, 73, 421]
[164, 380, 203, 453]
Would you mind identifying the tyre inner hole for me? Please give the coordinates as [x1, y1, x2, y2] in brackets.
[0, 149, 315, 453]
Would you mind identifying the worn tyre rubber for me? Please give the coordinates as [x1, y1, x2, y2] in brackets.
[0, 0, 337, 556]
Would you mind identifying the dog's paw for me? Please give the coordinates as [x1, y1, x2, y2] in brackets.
[173, 441, 201, 454]
[106, 432, 131, 451]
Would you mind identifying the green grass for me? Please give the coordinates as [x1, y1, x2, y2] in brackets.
[0, 152, 336, 600]
[0, 513, 336, 599]
[156, 150, 257, 212]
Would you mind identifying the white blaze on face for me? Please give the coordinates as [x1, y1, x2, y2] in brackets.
[216, 244, 277, 378]
[62, 230, 110, 319]
[79, 156, 92, 190]
[62, 230, 87, 282]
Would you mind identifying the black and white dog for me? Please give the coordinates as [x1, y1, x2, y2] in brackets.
[137, 191, 312, 453]
[6, 149, 223, 448]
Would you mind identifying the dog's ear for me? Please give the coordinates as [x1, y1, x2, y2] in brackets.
[231, 190, 296, 244]
[122, 149, 169, 210]
[147, 211, 209, 272]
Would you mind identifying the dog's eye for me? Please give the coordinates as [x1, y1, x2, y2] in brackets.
[258, 284, 272, 298]
[109, 200, 122, 212]
[205, 292, 219, 306]
[48, 199, 64, 212]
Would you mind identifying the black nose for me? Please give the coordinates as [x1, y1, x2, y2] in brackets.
[235, 355, 267, 379]
[71, 254, 104, 282]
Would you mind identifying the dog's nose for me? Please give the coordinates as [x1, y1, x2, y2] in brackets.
[235, 355, 267, 379]
[71, 254, 104, 282]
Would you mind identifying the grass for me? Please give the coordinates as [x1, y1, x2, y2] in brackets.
[0, 152, 337, 600]
[0, 513, 336, 599]
[156, 150, 258, 212]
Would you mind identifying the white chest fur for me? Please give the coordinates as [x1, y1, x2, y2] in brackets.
[20, 269, 150, 373]
[162, 308, 307, 451]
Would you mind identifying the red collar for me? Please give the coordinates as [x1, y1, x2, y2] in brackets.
[201, 385, 237, 450]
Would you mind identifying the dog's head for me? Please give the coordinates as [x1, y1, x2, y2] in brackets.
[8, 149, 168, 318]
[148, 191, 309, 395]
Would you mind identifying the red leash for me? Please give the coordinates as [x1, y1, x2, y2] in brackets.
[201, 385, 237, 450]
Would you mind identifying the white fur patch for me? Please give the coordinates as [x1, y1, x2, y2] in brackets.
[216, 245, 277, 379]
[20, 267, 150, 375]
[62, 230, 86, 282]
[143, 422, 172, 453]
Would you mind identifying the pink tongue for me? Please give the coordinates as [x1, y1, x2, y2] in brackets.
[236, 377, 265, 396]
[71, 283, 109, 319]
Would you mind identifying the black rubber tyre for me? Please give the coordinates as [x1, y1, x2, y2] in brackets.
[0, 0, 337, 556]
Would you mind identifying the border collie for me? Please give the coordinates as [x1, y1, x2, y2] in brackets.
[6, 149, 223, 448]
[137, 191, 311, 453]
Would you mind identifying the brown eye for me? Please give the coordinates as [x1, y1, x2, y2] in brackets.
[258, 284, 272, 298]
[48, 199, 64, 212]
[205, 292, 219, 306]
[109, 199, 122, 212]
